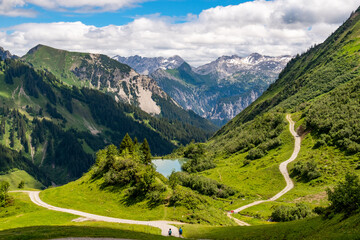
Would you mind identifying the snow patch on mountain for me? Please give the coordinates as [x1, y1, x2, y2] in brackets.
[113, 55, 185, 75]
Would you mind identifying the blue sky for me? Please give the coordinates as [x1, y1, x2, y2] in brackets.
[0, 0, 359, 65]
[0, 0, 250, 27]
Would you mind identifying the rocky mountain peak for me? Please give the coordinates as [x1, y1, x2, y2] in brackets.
[0, 46, 18, 60]
[113, 55, 185, 75]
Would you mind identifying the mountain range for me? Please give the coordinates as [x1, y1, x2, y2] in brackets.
[116, 53, 291, 125]
[113, 55, 184, 75]
[0, 45, 217, 184]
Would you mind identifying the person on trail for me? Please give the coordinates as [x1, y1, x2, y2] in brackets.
[168, 228, 172, 236]
[179, 227, 183, 236]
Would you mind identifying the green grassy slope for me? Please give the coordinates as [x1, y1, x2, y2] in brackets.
[182, 213, 360, 239]
[41, 164, 235, 226]
[23, 44, 131, 87]
[168, 6, 360, 225]
[0, 169, 43, 190]
[0, 192, 163, 240]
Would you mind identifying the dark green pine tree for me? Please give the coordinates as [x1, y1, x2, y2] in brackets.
[119, 133, 134, 154]
[0, 118, 5, 137]
[9, 128, 15, 148]
[141, 138, 152, 164]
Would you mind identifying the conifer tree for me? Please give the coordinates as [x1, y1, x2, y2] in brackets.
[119, 133, 134, 154]
[9, 128, 15, 148]
[141, 138, 152, 164]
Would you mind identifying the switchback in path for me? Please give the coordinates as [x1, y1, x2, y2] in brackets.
[229, 114, 301, 226]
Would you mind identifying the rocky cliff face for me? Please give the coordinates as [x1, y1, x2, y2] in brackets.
[70, 53, 169, 115]
[0, 47, 18, 60]
[24, 45, 171, 115]
[113, 55, 185, 75]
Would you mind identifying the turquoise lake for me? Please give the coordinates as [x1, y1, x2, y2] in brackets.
[152, 158, 187, 177]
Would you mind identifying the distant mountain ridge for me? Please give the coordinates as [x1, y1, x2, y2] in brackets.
[0, 47, 18, 60]
[126, 53, 291, 125]
[113, 55, 185, 75]
[23, 45, 217, 134]
[194, 53, 291, 80]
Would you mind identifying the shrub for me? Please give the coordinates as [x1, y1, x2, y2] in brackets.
[0, 181, 10, 207]
[270, 203, 313, 222]
[170, 188, 205, 210]
[182, 157, 216, 173]
[246, 148, 265, 160]
[313, 139, 326, 149]
[327, 173, 360, 215]
[292, 160, 321, 182]
[243, 159, 251, 166]
[18, 180, 25, 189]
[171, 172, 236, 198]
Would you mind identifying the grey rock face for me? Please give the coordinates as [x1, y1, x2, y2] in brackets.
[116, 53, 292, 125]
[113, 55, 184, 75]
[0, 47, 18, 60]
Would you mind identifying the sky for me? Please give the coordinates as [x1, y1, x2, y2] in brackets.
[1, 0, 360, 66]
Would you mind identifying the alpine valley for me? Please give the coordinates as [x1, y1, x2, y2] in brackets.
[0, 45, 217, 185]
[116, 53, 291, 125]
[0, 4, 360, 240]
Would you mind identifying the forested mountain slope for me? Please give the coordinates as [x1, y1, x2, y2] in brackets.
[211, 8, 360, 156]
[0, 58, 215, 185]
[23, 45, 217, 133]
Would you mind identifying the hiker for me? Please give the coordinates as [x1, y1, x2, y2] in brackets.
[179, 227, 183, 236]
[168, 228, 172, 236]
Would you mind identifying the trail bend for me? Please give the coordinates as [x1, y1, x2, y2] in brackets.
[230, 114, 301, 226]
[11, 190, 181, 237]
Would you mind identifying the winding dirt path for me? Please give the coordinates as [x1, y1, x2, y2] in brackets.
[229, 114, 301, 226]
[13, 191, 181, 237]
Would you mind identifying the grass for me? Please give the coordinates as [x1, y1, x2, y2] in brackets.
[181, 213, 360, 239]
[200, 124, 294, 213]
[0, 192, 163, 239]
[0, 225, 166, 240]
[0, 169, 44, 190]
[41, 174, 168, 221]
[41, 171, 235, 225]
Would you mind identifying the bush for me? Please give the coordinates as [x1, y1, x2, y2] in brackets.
[18, 180, 25, 189]
[270, 203, 313, 222]
[171, 172, 236, 198]
[292, 160, 321, 182]
[170, 188, 205, 210]
[0, 181, 10, 207]
[182, 157, 216, 173]
[243, 159, 251, 166]
[246, 148, 265, 160]
[327, 173, 360, 215]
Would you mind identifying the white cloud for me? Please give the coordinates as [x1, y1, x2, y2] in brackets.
[0, 0, 36, 17]
[1, 0, 360, 66]
[0, 0, 149, 16]
[27, 0, 149, 12]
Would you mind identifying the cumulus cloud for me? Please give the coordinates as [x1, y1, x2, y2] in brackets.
[0, 0, 36, 17]
[1, 0, 360, 66]
[0, 0, 149, 16]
